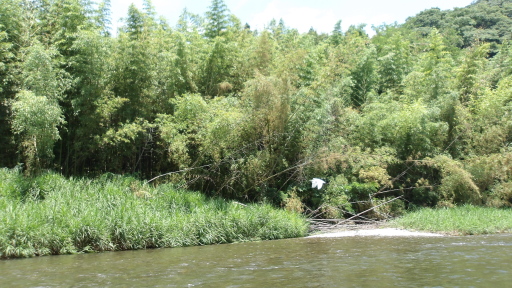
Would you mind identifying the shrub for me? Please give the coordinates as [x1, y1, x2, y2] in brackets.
[465, 152, 512, 193]
[431, 155, 481, 205]
[320, 175, 353, 218]
[282, 190, 304, 214]
[373, 197, 406, 218]
[485, 182, 512, 208]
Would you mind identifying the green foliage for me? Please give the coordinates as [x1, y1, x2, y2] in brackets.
[10, 91, 65, 174]
[157, 94, 209, 167]
[0, 29, 13, 92]
[355, 97, 448, 159]
[330, 20, 343, 46]
[319, 175, 353, 218]
[282, 189, 305, 214]
[19, 42, 70, 101]
[403, 29, 455, 101]
[393, 205, 512, 235]
[486, 182, 512, 208]
[200, 37, 237, 95]
[405, 1, 512, 51]
[430, 155, 482, 206]
[205, 0, 231, 39]
[125, 4, 146, 38]
[373, 27, 413, 94]
[456, 43, 490, 102]
[3, 0, 512, 219]
[250, 31, 275, 76]
[348, 41, 377, 107]
[345, 182, 380, 203]
[0, 169, 308, 259]
[374, 197, 406, 218]
[465, 152, 512, 194]
[8, 41, 69, 173]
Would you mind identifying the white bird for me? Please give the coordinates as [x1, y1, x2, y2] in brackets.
[311, 178, 326, 190]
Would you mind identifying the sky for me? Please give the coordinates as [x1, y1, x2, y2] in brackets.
[109, 0, 476, 35]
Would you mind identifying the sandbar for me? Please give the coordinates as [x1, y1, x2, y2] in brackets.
[307, 228, 443, 238]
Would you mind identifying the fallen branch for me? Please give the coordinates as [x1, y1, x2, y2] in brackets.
[335, 195, 403, 226]
[145, 164, 211, 184]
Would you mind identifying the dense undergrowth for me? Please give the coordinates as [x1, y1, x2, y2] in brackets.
[392, 205, 512, 235]
[0, 168, 308, 259]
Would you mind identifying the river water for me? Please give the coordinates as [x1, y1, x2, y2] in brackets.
[2, 234, 512, 287]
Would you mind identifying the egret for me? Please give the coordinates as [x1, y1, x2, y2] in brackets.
[311, 178, 326, 189]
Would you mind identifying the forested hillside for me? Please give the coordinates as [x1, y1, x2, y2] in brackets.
[2, 0, 512, 217]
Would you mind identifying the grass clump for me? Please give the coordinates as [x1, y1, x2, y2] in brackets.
[392, 205, 512, 235]
[0, 168, 308, 259]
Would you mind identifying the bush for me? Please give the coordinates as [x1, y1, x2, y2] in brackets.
[282, 189, 305, 214]
[319, 175, 353, 218]
[431, 155, 481, 205]
[485, 182, 512, 208]
[0, 167, 25, 199]
[374, 197, 406, 218]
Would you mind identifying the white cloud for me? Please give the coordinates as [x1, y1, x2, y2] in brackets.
[343, 12, 397, 34]
[231, 0, 250, 13]
[249, 1, 280, 31]
[249, 1, 338, 33]
[283, 6, 338, 33]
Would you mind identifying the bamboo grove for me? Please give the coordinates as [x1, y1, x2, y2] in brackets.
[2, 0, 512, 217]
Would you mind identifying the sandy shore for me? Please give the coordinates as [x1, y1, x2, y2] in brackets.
[307, 228, 443, 238]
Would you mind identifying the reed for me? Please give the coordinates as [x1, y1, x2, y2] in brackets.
[392, 205, 512, 235]
[0, 168, 308, 259]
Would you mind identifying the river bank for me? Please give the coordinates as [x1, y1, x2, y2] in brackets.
[3, 168, 512, 259]
[307, 221, 444, 238]
[0, 169, 308, 259]
[307, 205, 512, 237]
[392, 205, 512, 235]
[308, 228, 443, 237]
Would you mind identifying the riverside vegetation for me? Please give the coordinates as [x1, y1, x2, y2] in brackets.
[0, 168, 308, 259]
[2, 0, 512, 258]
[393, 205, 512, 235]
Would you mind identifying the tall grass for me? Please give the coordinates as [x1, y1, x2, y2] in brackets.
[0, 168, 308, 259]
[392, 205, 512, 235]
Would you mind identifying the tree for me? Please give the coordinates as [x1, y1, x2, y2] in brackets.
[205, 0, 230, 38]
[201, 37, 231, 95]
[124, 4, 145, 38]
[456, 43, 490, 103]
[173, 32, 199, 95]
[251, 31, 274, 76]
[95, 0, 112, 36]
[405, 1, 512, 51]
[20, 43, 69, 102]
[403, 29, 454, 102]
[373, 27, 413, 94]
[62, 28, 114, 174]
[11, 90, 65, 174]
[176, 9, 203, 33]
[0, 0, 24, 168]
[9, 42, 69, 173]
[200, 33, 248, 96]
[174, 10, 206, 96]
[349, 43, 377, 107]
[333, 27, 377, 107]
[330, 20, 343, 46]
[35, 0, 95, 52]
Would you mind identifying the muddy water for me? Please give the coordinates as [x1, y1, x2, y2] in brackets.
[2, 234, 512, 287]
